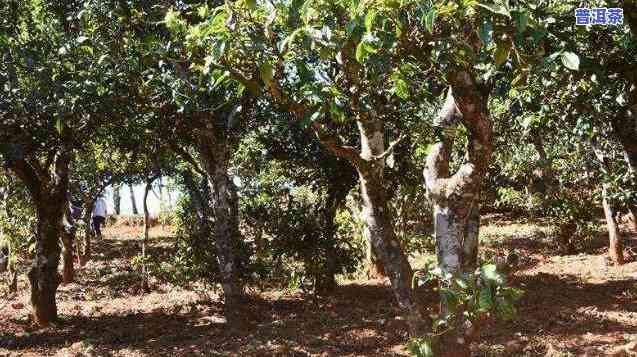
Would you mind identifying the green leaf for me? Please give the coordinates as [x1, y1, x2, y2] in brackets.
[512, 10, 529, 34]
[561, 51, 580, 71]
[531, 29, 547, 45]
[209, 9, 229, 33]
[478, 20, 493, 45]
[164, 8, 186, 33]
[481, 264, 505, 286]
[494, 40, 511, 66]
[423, 8, 437, 34]
[502, 287, 524, 301]
[391, 73, 409, 99]
[211, 41, 227, 62]
[362, 41, 378, 56]
[330, 101, 346, 123]
[55, 118, 64, 135]
[97, 54, 108, 65]
[454, 277, 469, 290]
[279, 27, 305, 53]
[478, 286, 493, 311]
[477, 2, 511, 18]
[79, 46, 94, 55]
[245, 0, 257, 10]
[355, 42, 367, 63]
[407, 338, 434, 357]
[365, 10, 377, 32]
[496, 297, 516, 320]
[259, 62, 274, 88]
[197, 4, 209, 18]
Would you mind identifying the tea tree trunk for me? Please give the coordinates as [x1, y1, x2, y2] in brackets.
[196, 122, 245, 326]
[349, 119, 429, 336]
[129, 184, 139, 215]
[593, 145, 625, 265]
[268, 56, 428, 336]
[424, 71, 493, 357]
[9, 151, 71, 327]
[112, 183, 121, 215]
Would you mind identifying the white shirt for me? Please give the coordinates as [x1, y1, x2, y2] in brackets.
[92, 198, 107, 218]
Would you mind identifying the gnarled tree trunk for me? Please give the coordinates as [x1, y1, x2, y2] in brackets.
[268, 54, 427, 336]
[611, 104, 637, 233]
[529, 128, 556, 199]
[365, 227, 386, 279]
[196, 124, 245, 327]
[349, 119, 429, 337]
[11, 151, 72, 327]
[424, 72, 493, 357]
[29, 201, 64, 326]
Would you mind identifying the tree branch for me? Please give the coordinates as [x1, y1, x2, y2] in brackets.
[168, 142, 206, 176]
[312, 121, 362, 168]
[7, 158, 42, 198]
[446, 71, 493, 193]
[372, 134, 406, 161]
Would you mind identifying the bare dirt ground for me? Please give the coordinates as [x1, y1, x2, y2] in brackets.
[1, 217, 636, 356]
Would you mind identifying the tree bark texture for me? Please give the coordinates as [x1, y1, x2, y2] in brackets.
[593, 146, 625, 265]
[61, 197, 75, 284]
[196, 124, 245, 326]
[113, 183, 121, 215]
[601, 185, 625, 265]
[129, 184, 139, 215]
[350, 119, 429, 337]
[9, 150, 71, 327]
[424, 71, 493, 357]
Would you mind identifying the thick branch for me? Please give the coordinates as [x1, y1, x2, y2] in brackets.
[312, 122, 362, 168]
[446, 71, 493, 193]
[423, 89, 458, 199]
[372, 134, 406, 161]
[7, 158, 43, 199]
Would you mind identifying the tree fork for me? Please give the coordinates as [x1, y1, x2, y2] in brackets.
[424, 73, 493, 356]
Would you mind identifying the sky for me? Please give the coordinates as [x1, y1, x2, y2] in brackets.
[102, 181, 181, 217]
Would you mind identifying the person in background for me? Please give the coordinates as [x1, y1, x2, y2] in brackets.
[92, 193, 108, 239]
